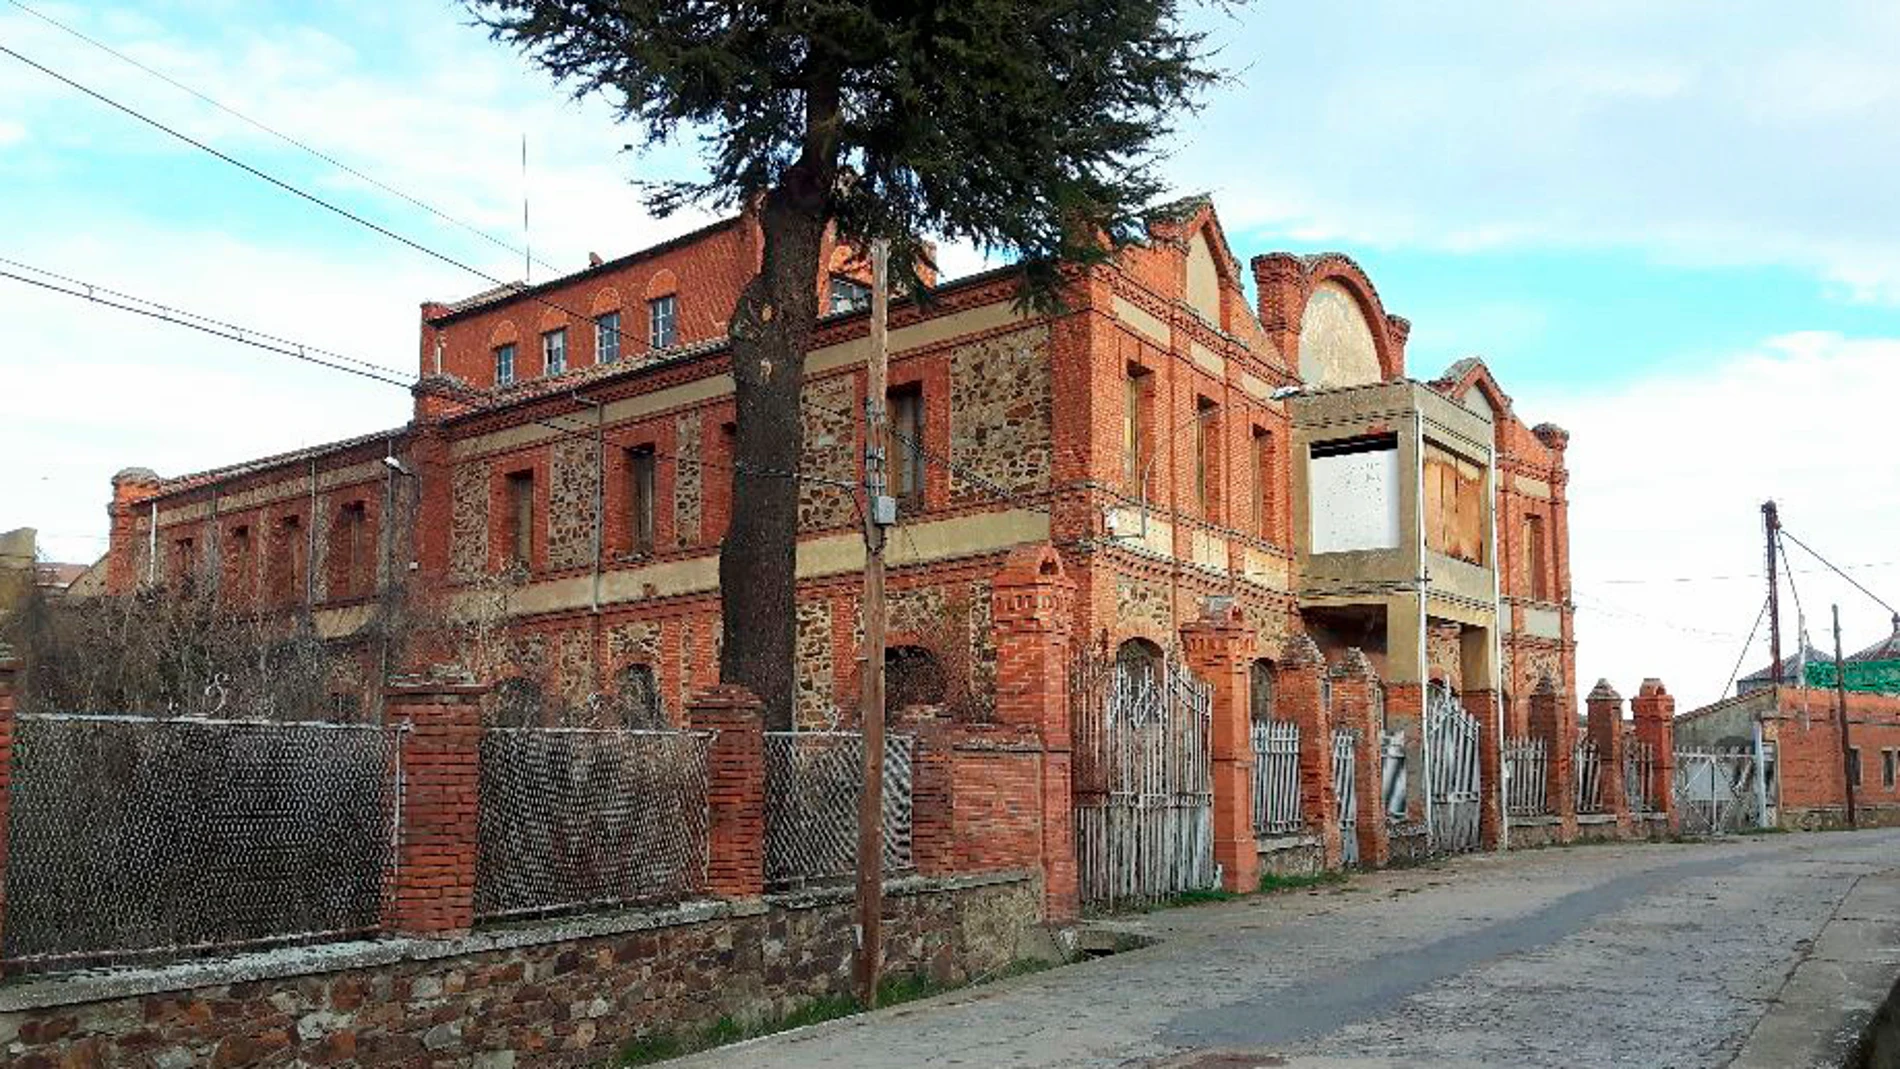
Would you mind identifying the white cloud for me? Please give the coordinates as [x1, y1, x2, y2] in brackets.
[1178, 2, 1900, 303]
[1523, 331, 1900, 708]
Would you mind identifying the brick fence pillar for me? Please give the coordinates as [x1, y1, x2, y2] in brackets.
[1630, 678, 1678, 834]
[1464, 688, 1504, 850]
[1330, 649, 1390, 868]
[990, 544, 1077, 921]
[384, 671, 486, 937]
[1181, 607, 1259, 893]
[1586, 680, 1631, 835]
[1277, 635, 1340, 868]
[0, 657, 16, 976]
[1527, 674, 1577, 843]
[1382, 682, 1425, 824]
[687, 685, 766, 899]
[896, 706, 956, 877]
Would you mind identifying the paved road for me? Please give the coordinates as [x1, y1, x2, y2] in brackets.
[676, 831, 1900, 1068]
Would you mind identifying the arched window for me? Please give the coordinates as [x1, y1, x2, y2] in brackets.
[493, 677, 543, 728]
[1250, 659, 1277, 722]
[1115, 638, 1164, 688]
[617, 663, 663, 728]
[886, 645, 947, 709]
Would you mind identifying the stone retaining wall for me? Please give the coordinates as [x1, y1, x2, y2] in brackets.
[0, 872, 1042, 1069]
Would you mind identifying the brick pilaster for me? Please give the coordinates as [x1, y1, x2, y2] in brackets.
[896, 706, 956, 877]
[1181, 607, 1259, 893]
[1586, 680, 1630, 834]
[0, 657, 17, 977]
[687, 685, 766, 899]
[385, 671, 486, 937]
[1277, 635, 1340, 867]
[1527, 674, 1577, 842]
[1464, 688, 1504, 850]
[1630, 678, 1678, 833]
[1330, 650, 1390, 868]
[991, 544, 1078, 921]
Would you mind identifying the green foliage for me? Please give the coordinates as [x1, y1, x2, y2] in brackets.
[469, 0, 1234, 302]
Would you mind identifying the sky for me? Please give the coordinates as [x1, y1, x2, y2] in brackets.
[3, 1, 1898, 708]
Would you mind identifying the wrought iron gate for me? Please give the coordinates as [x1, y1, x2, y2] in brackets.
[1426, 684, 1482, 853]
[1673, 749, 1762, 836]
[1072, 655, 1215, 910]
[1333, 728, 1359, 866]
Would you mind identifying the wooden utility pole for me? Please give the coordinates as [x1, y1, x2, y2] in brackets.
[1832, 604, 1859, 829]
[1764, 501, 1783, 686]
[854, 239, 892, 1008]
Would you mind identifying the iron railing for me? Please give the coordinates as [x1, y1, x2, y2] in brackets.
[1251, 719, 1302, 835]
[1503, 736, 1550, 816]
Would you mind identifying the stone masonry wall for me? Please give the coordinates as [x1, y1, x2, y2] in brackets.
[793, 600, 835, 729]
[545, 438, 599, 573]
[799, 376, 857, 532]
[949, 326, 1051, 501]
[449, 462, 489, 581]
[0, 875, 1041, 1069]
[673, 412, 702, 549]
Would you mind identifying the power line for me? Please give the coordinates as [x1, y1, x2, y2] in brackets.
[1720, 596, 1770, 701]
[0, 41, 619, 353]
[1780, 528, 1900, 620]
[2, 0, 564, 277]
[1596, 561, 1898, 585]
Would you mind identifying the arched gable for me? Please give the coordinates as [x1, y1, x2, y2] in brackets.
[1429, 357, 1517, 424]
[1250, 252, 1407, 388]
[1298, 280, 1382, 388]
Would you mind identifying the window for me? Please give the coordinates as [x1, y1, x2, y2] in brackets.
[336, 501, 371, 597]
[649, 294, 677, 350]
[1123, 365, 1150, 489]
[596, 311, 621, 364]
[1194, 396, 1218, 516]
[1252, 427, 1273, 539]
[1423, 441, 1486, 565]
[887, 385, 924, 507]
[627, 445, 656, 555]
[227, 524, 252, 593]
[1309, 434, 1401, 553]
[172, 537, 195, 581]
[1250, 659, 1277, 723]
[273, 515, 304, 602]
[494, 342, 516, 386]
[829, 275, 871, 314]
[542, 328, 567, 376]
[1526, 514, 1550, 600]
[1848, 746, 1862, 788]
[887, 646, 947, 709]
[1883, 749, 1896, 789]
[506, 471, 535, 566]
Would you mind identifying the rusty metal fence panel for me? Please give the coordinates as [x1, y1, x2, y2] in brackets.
[474, 727, 712, 921]
[1251, 719, 1302, 835]
[1503, 736, 1550, 817]
[762, 732, 913, 888]
[2, 714, 401, 971]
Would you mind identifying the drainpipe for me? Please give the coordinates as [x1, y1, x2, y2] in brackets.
[147, 501, 158, 586]
[1414, 402, 1433, 842]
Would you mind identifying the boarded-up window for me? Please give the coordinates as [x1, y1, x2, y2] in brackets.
[1123, 366, 1150, 490]
[335, 501, 371, 597]
[507, 471, 534, 566]
[1309, 434, 1400, 553]
[1194, 396, 1218, 516]
[627, 447, 656, 555]
[1525, 514, 1549, 600]
[1423, 442, 1485, 565]
[272, 515, 305, 603]
[887, 385, 924, 505]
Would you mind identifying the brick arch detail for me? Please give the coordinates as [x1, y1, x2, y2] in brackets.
[1250, 251, 1408, 385]
[590, 286, 623, 316]
[643, 268, 679, 300]
[486, 320, 520, 347]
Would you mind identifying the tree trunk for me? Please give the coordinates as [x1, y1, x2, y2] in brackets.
[719, 176, 832, 730]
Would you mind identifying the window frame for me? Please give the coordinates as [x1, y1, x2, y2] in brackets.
[1526, 513, 1550, 601]
[626, 444, 657, 555]
[494, 342, 517, 386]
[887, 384, 925, 507]
[595, 311, 621, 364]
[1848, 745, 1862, 788]
[542, 327, 567, 376]
[648, 294, 677, 350]
[506, 470, 535, 568]
[1123, 365, 1151, 491]
[829, 275, 871, 315]
[1193, 396, 1218, 517]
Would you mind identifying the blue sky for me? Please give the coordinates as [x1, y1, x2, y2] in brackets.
[3, 1, 1898, 703]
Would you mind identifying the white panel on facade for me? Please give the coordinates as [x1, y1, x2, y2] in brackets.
[1310, 444, 1401, 553]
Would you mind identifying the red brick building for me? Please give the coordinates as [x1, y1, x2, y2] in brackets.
[100, 197, 1575, 755]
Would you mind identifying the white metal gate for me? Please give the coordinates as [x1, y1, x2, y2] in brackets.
[1673, 748, 1762, 836]
[1072, 655, 1216, 910]
[1333, 728, 1359, 866]
[1427, 684, 1482, 853]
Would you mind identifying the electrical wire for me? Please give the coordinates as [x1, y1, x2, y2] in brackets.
[1779, 528, 1900, 621]
[1720, 596, 1770, 702]
[2, 0, 563, 277]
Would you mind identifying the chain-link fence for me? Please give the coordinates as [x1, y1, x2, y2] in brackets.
[3, 714, 401, 970]
[474, 727, 712, 921]
[763, 732, 913, 889]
